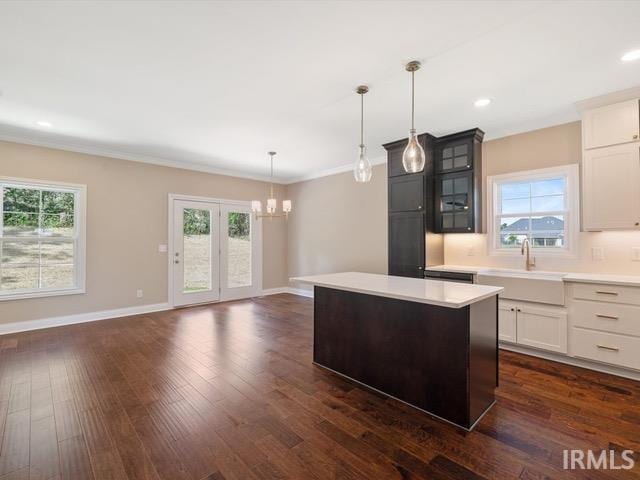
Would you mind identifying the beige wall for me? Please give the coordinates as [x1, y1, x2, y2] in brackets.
[445, 121, 640, 274]
[0, 140, 288, 325]
[287, 164, 387, 290]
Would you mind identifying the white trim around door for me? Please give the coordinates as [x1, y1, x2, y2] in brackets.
[168, 194, 262, 308]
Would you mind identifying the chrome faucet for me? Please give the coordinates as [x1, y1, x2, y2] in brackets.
[521, 238, 535, 271]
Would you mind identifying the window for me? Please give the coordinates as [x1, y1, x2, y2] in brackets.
[0, 178, 86, 300]
[487, 165, 579, 256]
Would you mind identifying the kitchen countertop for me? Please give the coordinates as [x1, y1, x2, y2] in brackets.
[426, 265, 640, 287]
[291, 272, 503, 309]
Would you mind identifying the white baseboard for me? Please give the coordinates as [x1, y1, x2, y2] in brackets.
[0, 302, 171, 336]
[260, 287, 314, 298]
[2, 288, 312, 336]
[500, 343, 640, 381]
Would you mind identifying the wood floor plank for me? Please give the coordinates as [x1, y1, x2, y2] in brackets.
[0, 294, 638, 479]
[0, 409, 30, 476]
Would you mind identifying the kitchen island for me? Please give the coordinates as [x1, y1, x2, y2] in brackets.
[292, 272, 503, 430]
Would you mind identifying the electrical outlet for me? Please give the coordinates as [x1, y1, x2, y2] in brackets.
[632, 247, 640, 262]
[158, 244, 167, 253]
[592, 247, 604, 261]
[136, 289, 143, 298]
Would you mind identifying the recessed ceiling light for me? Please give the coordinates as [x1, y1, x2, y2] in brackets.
[36, 120, 52, 127]
[621, 49, 640, 62]
[473, 98, 491, 108]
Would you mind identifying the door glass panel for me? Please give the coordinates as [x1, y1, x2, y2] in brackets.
[454, 176, 469, 194]
[441, 196, 454, 212]
[442, 147, 453, 159]
[442, 179, 454, 195]
[454, 195, 468, 210]
[454, 144, 468, 156]
[442, 158, 453, 171]
[454, 156, 468, 169]
[454, 213, 469, 228]
[227, 212, 251, 288]
[183, 208, 211, 293]
[442, 213, 453, 229]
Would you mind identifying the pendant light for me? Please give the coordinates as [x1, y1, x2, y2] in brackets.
[251, 151, 292, 220]
[354, 85, 372, 183]
[402, 60, 425, 173]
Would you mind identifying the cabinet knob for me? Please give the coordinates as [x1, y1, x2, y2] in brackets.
[417, 266, 423, 270]
[510, 308, 515, 312]
[417, 205, 422, 210]
[635, 222, 639, 226]
[463, 206, 469, 210]
[467, 227, 472, 231]
[634, 135, 638, 139]
[517, 308, 521, 312]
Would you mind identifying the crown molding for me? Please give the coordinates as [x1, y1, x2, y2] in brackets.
[0, 127, 287, 185]
[574, 86, 640, 113]
[284, 155, 387, 184]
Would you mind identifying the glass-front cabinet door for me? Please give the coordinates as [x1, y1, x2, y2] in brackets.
[437, 171, 473, 233]
[436, 138, 473, 174]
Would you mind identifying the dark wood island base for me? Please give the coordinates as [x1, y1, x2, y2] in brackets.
[313, 286, 498, 430]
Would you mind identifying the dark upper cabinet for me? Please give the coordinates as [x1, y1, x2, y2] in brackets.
[436, 136, 474, 173]
[389, 174, 424, 213]
[388, 212, 425, 278]
[435, 171, 474, 233]
[434, 128, 484, 234]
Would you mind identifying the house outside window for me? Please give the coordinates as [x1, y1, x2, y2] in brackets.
[487, 165, 579, 257]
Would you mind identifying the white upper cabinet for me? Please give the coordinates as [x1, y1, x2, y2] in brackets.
[583, 142, 640, 230]
[582, 99, 639, 150]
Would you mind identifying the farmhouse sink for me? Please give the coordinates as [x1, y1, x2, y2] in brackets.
[476, 269, 566, 305]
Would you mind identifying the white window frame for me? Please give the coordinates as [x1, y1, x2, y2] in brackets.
[0, 176, 87, 301]
[487, 164, 579, 257]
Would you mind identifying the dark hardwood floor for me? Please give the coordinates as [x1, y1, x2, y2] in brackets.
[0, 293, 639, 480]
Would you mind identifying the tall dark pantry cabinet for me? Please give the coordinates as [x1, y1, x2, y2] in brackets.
[384, 128, 484, 278]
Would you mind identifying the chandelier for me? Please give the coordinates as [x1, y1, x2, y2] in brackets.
[251, 151, 292, 219]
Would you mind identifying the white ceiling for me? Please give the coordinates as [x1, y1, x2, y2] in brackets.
[0, 1, 639, 183]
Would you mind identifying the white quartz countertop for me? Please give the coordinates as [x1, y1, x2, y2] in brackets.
[290, 272, 503, 309]
[426, 265, 640, 287]
[562, 272, 640, 287]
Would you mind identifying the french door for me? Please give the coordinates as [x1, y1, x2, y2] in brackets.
[171, 198, 261, 307]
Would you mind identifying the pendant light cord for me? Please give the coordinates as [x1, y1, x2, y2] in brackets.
[411, 70, 415, 131]
[269, 153, 274, 199]
[360, 92, 364, 146]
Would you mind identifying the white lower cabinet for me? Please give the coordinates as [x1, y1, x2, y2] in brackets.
[516, 304, 568, 354]
[498, 300, 568, 353]
[498, 301, 517, 343]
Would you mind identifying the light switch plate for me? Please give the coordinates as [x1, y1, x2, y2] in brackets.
[632, 247, 640, 262]
[592, 247, 604, 261]
[136, 289, 143, 298]
[158, 244, 168, 253]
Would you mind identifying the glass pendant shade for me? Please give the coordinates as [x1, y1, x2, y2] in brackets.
[354, 145, 372, 182]
[282, 200, 292, 213]
[402, 129, 425, 173]
[251, 200, 262, 213]
[266, 198, 277, 213]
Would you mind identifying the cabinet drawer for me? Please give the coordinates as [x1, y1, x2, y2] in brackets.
[570, 300, 640, 337]
[571, 328, 640, 371]
[570, 282, 640, 306]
